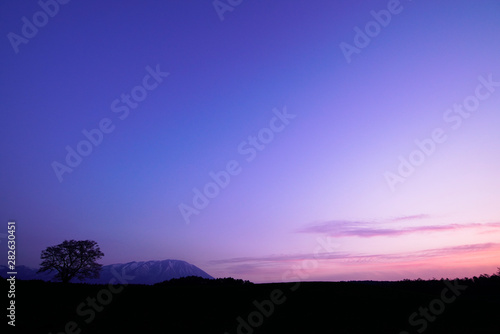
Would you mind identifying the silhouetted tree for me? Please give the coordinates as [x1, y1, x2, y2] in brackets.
[37, 240, 104, 283]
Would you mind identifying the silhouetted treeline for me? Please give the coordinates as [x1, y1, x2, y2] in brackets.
[154, 275, 253, 286]
[3, 269, 499, 333]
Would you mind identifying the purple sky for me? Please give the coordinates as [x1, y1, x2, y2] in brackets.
[1, 0, 500, 283]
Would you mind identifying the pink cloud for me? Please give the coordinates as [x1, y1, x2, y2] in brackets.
[210, 243, 499, 267]
[296, 220, 500, 238]
[388, 214, 431, 222]
[209, 243, 500, 282]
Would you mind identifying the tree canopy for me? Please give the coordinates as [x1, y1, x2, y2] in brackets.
[37, 239, 104, 283]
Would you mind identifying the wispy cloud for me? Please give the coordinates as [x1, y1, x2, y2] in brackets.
[209, 251, 351, 265]
[417, 242, 498, 258]
[296, 220, 500, 238]
[388, 214, 431, 222]
[211, 242, 500, 267]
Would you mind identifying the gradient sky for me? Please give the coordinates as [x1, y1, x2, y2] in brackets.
[1, 0, 500, 283]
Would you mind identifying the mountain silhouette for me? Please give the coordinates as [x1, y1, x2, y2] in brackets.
[0, 259, 213, 284]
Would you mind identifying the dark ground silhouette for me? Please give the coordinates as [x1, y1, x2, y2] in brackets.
[2, 274, 499, 333]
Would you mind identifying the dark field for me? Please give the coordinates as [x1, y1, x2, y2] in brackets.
[4, 276, 500, 333]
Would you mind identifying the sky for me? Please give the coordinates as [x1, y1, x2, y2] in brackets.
[1, 0, 500, 284]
